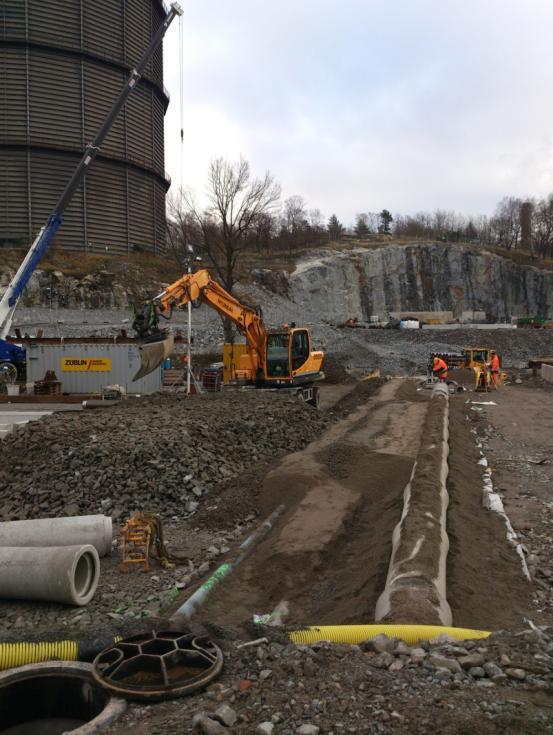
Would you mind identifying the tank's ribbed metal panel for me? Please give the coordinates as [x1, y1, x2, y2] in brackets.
[28, 0, 81, 49]
[29, 51, 82, 149]
[86, 161, 128, 253]
[129, 167, 156, 253]
[0, 150, 30, 246]
[83, 2, 124, 64]
[30, 151, 85, 247]
[0, 47, 27, 144]
[0, 0, 168, 254]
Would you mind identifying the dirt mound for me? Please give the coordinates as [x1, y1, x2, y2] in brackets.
[320, 354, 355, 384]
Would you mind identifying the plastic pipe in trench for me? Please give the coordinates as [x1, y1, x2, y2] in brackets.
[0, 506, 287, 671]
[172, 504, 286, 621]
[0, 514, 112, 557]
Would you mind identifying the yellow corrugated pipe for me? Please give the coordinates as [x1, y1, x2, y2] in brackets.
[0, 640, 79, 670]
[290, 624, 491, 646]
[0, 636, 123, 671]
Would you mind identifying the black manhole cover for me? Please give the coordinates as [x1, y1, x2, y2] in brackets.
[92, 631, 223, 701]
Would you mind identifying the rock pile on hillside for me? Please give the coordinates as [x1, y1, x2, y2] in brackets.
[0, 392, 328, 521]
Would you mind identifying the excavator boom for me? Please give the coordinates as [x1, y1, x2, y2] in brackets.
[133, 268, 324, 389]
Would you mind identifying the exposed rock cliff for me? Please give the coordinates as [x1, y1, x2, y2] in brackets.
[287, 243, 553, 321]
[3, 241, 553, 321]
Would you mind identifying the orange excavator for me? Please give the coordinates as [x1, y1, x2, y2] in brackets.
[132, 268, 325, 406]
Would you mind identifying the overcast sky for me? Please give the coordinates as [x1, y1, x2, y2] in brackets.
[163, 0, 553, 225]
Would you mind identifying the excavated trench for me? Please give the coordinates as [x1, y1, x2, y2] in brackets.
[201, 380, 534, 631]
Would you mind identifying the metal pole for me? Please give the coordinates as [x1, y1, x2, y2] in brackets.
[187, 261, 192, 394]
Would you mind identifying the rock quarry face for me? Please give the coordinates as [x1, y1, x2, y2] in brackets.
[0, 266, 149, 309]
[287, 243, 553, 321]
[4, 241, 553, 320]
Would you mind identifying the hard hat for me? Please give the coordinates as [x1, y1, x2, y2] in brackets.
[433, 357, 440, 363]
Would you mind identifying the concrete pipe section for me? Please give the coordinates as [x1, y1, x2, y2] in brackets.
[0, 545, 100, 606]
[0, 660, 126, 735]
[0, 515, 112, 557]
[375, 383, 452, 626]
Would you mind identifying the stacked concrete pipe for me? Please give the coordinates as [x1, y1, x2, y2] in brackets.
[0, 515, 111, 606]
[0, 515, 112, 557]
[375, 383, 452, 626]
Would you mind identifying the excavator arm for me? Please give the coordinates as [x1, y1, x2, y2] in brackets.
[133, 269, 267, 380]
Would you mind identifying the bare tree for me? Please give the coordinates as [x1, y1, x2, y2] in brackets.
[520, 201, 533, 254]
[490, 197, 523, 250]
[166, 191, 202, 268]
[282, 195, 308, 254]
[182, 157, 281, 340]
[184, 157, 280, 286]
[309, 208, 324, 230]
[533, 195, 553, 258]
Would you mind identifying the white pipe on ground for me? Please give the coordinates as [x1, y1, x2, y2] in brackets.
[0, 544, 100, 606]
[0, 515, 112, 557]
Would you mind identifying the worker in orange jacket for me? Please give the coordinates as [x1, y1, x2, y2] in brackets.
[488, 350, 500, 387]
[432, 356, 448, 382]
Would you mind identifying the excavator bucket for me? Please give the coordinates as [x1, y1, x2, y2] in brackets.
[133, 333, 175, 382]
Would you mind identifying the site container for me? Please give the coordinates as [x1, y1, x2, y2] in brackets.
[25, 342, 161, 394]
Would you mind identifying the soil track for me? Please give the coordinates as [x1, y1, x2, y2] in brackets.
[196, 380, 537, 633]
[446, 395, 535, 629]
[201, 380, 428, 626]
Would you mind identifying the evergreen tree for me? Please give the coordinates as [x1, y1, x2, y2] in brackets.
[378, 209, 393, 234]
[327, 214, 345, 241]
[354, 213, 370, 238]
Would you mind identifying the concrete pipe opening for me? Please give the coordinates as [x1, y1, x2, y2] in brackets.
[0, 545, 100, 606]
[0, 661, 125, 735]
[74, 552, 96, 601]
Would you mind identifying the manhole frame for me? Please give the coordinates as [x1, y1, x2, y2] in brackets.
[92, 630, 224, 702]
[0, 660, 126, 735]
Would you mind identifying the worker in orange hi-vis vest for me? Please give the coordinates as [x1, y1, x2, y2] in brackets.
[488, 350, 500, 387]
[432, 356, 448, 382]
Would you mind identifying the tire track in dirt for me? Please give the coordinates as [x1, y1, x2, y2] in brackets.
[446, 396, 534, 630]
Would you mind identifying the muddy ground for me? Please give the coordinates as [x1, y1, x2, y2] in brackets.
[1, 373, 553, 733]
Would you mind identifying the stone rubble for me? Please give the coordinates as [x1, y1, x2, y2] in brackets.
[111, 628, 553, 734]
[0, 391, 329, 522]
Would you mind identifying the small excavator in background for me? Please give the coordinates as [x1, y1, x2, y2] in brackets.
[132, 268, 325, 406]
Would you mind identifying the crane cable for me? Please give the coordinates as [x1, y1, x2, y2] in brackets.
[178, 12, 184, 192]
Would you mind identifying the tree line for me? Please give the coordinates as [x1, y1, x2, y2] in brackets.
[385, 196, 553, 259]
[167, 157, 397, 290]
[167, 156, 553, 305]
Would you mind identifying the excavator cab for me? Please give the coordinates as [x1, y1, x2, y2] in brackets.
[264, 328, 322, 385]
[266, 332, 290, 377]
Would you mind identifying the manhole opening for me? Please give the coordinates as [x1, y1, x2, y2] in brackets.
[0, 672, 109, 735]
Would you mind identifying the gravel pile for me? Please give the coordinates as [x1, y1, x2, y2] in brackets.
[0, 391, 328, 522]
[111, 627, 553, 734]
[335, 327, 553, 376]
